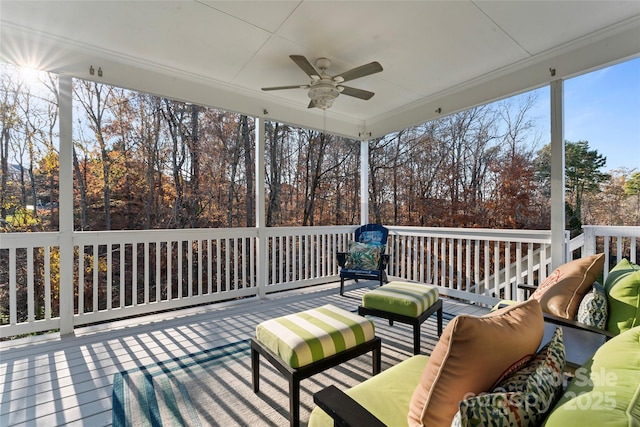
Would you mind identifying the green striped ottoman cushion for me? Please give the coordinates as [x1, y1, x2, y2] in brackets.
[255, 304, 376, 368]
[363, 281, 439, 317]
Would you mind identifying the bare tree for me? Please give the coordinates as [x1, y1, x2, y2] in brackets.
[241, 115, 254, 227]
[161, 99, 189, 228]
[0, 66, 20, 221]
[74, 80, 115, 229]
[265, 121, 285, 226]
[226, 112, 243, 227]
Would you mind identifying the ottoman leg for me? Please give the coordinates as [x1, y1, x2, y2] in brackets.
[412, 320, 421, 355]
[251, 345, 260, 393]
[373, 340, 382, 375]
[437, 305, 443, 336]
[289, 375, 300, 427]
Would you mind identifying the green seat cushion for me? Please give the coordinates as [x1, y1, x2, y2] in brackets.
[255, 304, 375, 368]
[362, 281, 439, 317]
[544, 326, 640, 426]
[605, 259, 640, 335]
[491, 299, 518, 311]
[308, 354, 429, 427]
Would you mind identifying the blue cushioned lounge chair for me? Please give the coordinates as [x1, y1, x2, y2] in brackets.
[337, 224, 389, 295]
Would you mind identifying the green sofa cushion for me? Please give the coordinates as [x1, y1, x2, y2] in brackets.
[605, 259, 640, 335]
[544, 326, 640, 426]
[255, 304, 375, 368]
[308, 354, 429, 427]
[362, 281, 440, 317]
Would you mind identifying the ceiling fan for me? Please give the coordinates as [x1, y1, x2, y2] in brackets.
[262, 55, 383, 110]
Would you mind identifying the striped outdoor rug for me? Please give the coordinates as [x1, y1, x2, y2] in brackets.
[112, 340, 255, 427]
[111, 312, 454, 426]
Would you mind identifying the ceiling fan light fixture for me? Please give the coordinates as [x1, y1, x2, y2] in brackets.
[308, 84, 339, 109]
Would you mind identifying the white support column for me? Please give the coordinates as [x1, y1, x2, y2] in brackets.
[550, 78, 566, 268]
[255, 117, 267, 298]
[58, 75, 74, 335]
[360, 140, 369, 225]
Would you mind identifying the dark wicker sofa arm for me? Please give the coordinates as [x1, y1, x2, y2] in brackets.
[514, 283, 616, 340]
[541, 312, 617, 340]
[517, 283, 538, 298]
[313, 385, 386, 427]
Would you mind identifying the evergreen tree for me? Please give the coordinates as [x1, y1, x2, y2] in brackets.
[536, 140, 610, 236]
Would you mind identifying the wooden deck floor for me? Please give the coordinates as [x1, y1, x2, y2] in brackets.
[0, 280, 489, 427]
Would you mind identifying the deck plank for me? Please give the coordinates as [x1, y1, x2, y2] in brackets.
[1, 281, 488, 427]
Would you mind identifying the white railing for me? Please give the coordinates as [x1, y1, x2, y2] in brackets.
[0, 232, 61, 337]
[582, 225, 640, 280]
[2, 225, 639, 338]
[0, 226, 354, 338]
[71, 228, 260, 326]
[262, 226, 353, 293]
[385, 227, 556, 305]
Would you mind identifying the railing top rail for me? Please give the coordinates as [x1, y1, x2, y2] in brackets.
[0, 232, 60, 248]
[569, 233, 585, 252]
[385, 226, 553, 243]
[73, 227, 258, 237]
[583, 225, 640, 237]
[262, 225, 355, 237]
[72, 227, 258, 244]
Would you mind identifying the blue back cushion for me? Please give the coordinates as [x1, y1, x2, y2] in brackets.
[355, 224, 388, 248]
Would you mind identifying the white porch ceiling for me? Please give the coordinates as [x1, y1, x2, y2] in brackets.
[1, 0, 639, 139]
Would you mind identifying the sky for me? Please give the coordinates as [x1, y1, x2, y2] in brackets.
[5, 56, 640, 173]
[534, 56, 640, 172]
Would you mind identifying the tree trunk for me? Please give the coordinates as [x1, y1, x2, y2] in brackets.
[72, 147, 88, 230]
[242, 116, 254, 227]
[1, 127, 9, 220]
[227, 114, 242, 227]
[266, 123, 282, 226]
[189, 104, 200, 228]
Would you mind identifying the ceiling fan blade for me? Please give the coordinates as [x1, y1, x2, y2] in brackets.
[333, 61, 383, 83]
[340, 86, 375, 100]
[262, 85, 309, 91]
[290, 55, 321, 79]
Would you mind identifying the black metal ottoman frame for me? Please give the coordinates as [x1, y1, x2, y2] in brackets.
[358, 298, 443, 355]
[250, 336, 382, 427]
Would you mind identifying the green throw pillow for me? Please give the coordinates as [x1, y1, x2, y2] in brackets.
[605, 259, 640, 335]
[452, 327, 565, 427]
[344, 241, 382, 270]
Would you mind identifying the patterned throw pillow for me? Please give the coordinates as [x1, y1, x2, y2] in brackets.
[452, 327, 565, 427]
[576, 282, 608, 329]
[344, 241, 382, 270]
